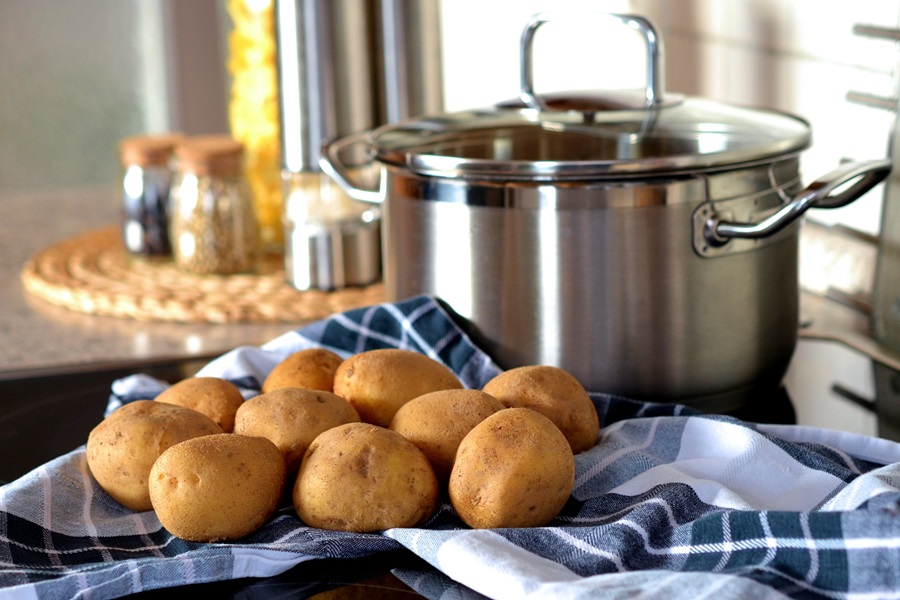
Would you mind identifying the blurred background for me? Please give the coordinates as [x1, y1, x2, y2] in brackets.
[2, 0, 900, 438]
[1, 0, 895, 235]
[0, 1, 230, 194]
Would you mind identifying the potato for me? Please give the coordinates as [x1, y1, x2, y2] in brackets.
[482, 365, 600, 453]
[149, 433, 286, 542]
[333, 349, 463, 427]
[234, 387, 360, 476]
[293, 422, 438, 532]
[449, 407, 575, 529]
[389, 389, 504, 484]
[262, 348, 343, 394]
[154, 376, 245, 432]
[86, 400, 222, 511]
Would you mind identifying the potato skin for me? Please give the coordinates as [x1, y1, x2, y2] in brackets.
[389, 389, 504, 484]
[333, 349, 463, 427]
[234, 387, 360, 476]
[482, 365, 600, 454]
[149, 433, 286, 542]
[86, 400, 223, 511]
[262, 348, 343, 394]
[154, 376, 245, 433]
[449, 408, 575, 529]
[293, 422, 439, 532]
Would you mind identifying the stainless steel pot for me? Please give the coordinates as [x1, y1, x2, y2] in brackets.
[321, 13, 891, 411]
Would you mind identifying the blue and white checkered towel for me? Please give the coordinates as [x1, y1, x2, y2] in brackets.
[3, 295, 900, 599]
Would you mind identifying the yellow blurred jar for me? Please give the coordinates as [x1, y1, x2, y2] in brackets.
[169, 136, 260, 275]
[227, 0, 282, 254]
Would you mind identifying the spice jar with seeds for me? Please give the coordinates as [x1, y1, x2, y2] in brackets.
[169, 136, 260, 275]
[119, 133, 183, 256]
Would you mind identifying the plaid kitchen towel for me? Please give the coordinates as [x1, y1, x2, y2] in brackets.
[3, 295, 900, 599]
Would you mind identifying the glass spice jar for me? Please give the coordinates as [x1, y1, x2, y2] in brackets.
[169, 135, 260, 275]
[119, 133, 184, 256]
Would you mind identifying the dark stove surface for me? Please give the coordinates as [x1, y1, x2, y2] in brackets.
[0, 359, 207, 486]
[131, 552, 427, 599]
[725, 385, 797, 425]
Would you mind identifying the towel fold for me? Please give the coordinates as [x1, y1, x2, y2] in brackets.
[2, 295, 900, 600]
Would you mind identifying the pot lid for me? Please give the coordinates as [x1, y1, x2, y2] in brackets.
[366, 93, 811, 181]
[364, 12, 811, 181]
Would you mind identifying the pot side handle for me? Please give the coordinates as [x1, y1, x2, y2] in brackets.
[705, 158, 892, 245]
[319, 131, 383, 204]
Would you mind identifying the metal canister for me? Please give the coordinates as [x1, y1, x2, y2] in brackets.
[274, 0, 442, 290]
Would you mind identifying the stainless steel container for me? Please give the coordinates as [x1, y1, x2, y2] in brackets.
[321, 13, 891, 411]
[275, 0, 442, 291]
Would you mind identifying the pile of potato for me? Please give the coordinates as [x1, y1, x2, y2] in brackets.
[85, 347, 600, 542]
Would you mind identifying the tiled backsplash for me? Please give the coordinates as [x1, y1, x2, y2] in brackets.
[632, 0, 900, 237]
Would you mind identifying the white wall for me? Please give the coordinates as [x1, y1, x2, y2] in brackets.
[440, 0, 637, 111]
[0, 0, 230, 195]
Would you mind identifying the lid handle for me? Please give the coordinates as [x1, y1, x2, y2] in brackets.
[519, 12, 666, 111]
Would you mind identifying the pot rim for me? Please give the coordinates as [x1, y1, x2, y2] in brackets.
[364, 96, 813, 181]
[372, 139, 811, 182]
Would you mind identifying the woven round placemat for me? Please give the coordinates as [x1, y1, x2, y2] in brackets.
[20, 226, 385, 323]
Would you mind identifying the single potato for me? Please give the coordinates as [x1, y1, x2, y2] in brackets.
[154, 376, 245, 432]
[389, 389, 504, 484]
[333, 348, 463, 427]
[449, 407, 575, 529]
[149, 433, 286, 542]
[482, 365, 600, 453]
[86, 400, 223, 511]
[262, 347, 344, 394]
[234, 387, 360, 476]
[293, 422, 438, 532]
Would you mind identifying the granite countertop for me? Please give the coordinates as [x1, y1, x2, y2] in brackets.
[3, 186, 900, 381]
[0, 187, 303, 379]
